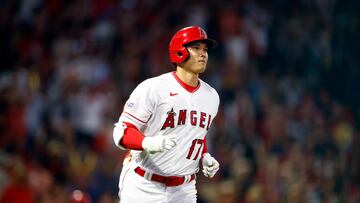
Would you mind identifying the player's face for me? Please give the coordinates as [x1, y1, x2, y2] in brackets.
[183, 42, 208, 74]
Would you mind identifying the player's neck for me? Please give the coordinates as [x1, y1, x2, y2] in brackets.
[175, 68, 199, 87]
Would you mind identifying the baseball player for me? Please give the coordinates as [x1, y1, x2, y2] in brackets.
[113, 26, 220, 203]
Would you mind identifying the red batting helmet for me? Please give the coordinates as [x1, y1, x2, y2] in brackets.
[169, 26, 217, 64]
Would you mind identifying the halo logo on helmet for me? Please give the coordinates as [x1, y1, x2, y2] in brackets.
[169, 26, 217, 64]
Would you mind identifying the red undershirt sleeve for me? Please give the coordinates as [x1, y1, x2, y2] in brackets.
[202, 137, 209, 156]
[119, 122, 145, 150]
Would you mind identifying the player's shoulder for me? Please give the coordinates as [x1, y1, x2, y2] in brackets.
[141, 72, 172, 86]
[200, 79, 219, 95]
[152, 72, 173, 82]
[200, 79, 220, 107]
[136, 72, 172, 90]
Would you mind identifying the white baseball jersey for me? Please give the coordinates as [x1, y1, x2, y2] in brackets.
[117, 72, 219, 176]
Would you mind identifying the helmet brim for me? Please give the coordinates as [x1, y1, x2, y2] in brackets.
[185, 38, 217, 49]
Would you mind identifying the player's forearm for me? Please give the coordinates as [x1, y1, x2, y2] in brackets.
[119, 122, 145, 150]
[115, 122, 176, 154]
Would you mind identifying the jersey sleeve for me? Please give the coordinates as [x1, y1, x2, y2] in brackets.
[117, 79, 159, 131]
[212, 87, 220, 117]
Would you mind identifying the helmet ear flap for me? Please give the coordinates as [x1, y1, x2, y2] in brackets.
[173, 47, 189, 63]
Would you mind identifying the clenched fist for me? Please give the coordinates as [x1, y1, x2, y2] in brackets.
[202, 153, 220, 178]
[142, 134, 177, 154]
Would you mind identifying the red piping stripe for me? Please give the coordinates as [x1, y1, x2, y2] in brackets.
[123, 112, 147, 123]
[120, 167, 131, 192]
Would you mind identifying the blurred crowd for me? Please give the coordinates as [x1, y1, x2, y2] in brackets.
[0, 0, 359, 203]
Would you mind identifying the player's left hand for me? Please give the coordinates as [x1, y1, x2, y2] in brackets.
[202, 153, 220, 178]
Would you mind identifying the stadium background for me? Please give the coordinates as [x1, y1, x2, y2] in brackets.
[0, 0, 359, 202]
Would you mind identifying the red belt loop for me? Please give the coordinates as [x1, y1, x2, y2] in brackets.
[134, 167, 196, 187]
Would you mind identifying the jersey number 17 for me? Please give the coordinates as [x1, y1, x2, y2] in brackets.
[186, 139, 204, 160]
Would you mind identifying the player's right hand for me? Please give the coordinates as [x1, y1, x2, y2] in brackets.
[142, 134, 177, 154]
